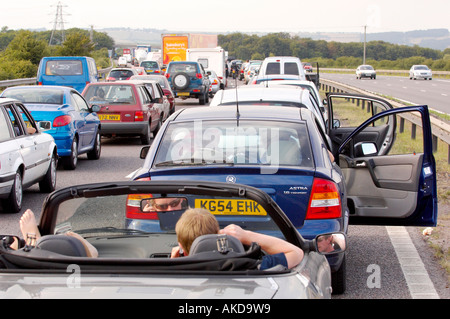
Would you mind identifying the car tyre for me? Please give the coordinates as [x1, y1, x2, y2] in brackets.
[141, 122, 152, 145]
[63, 138, 78, 170]
[39, 153, 57, 193]
[2, 170, 23, 214]
[87, 132, 101, 160]
[331, 254, 346, 294]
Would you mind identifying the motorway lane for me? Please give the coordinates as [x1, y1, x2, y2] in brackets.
[0, 91, 448, 299]
[322, 73, 450, 115]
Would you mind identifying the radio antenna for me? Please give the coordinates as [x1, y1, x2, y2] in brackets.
[235, 76, 240, 127]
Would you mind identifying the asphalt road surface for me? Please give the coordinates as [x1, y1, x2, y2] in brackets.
[322, 73, 450, 115]
[1, 85, 448, 299]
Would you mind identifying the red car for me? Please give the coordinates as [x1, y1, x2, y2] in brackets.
[82, 81, 161, 144]
[130, 74, 176, 115]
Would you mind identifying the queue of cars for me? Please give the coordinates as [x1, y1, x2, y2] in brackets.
[0, 54, 438, 299]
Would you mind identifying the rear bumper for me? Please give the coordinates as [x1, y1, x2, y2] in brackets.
[100, 122, 148, 136]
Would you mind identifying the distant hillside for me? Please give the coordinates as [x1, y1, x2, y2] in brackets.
[295, 29, 450, 50]
[101, 28, 450, 51]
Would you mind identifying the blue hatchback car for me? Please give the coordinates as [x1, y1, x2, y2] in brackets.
[1, 86, 101, 170]
[129, 94, 437, 294]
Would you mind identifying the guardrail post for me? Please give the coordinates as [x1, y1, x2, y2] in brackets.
[432, 135, 438, 153]
[411, 123, 416, 140]
[399, 117, 405, 133]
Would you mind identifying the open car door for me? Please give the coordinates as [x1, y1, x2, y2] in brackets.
[327, 93, 437, 226]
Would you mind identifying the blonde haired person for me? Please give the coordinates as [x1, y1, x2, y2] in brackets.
[171, 208, 304, 269]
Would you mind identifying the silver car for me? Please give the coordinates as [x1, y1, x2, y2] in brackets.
[409, 65, 432, 80]
[0, 181, 345, 299]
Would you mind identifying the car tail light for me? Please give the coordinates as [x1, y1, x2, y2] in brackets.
[53, 115, 72, 127]
[154, 70, 160, 73]
[135, 111, 144, 121]
[165, 73, 170, 78]
[106, 77, 116, 81]
[196, 73, 202, 79]
[306, 178, 341, 219]
[213, 79, 218, 85]
[193, 89, 200, 93]
[251, 79, 257, 84]
[37, 82, 43, 86]
[126, 177, 158, 220]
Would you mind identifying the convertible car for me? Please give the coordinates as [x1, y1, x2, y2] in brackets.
[0, 181, 345, 299]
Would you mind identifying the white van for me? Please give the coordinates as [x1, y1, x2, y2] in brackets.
[186, 47, 227, 88]
[253, 56, 306, 83]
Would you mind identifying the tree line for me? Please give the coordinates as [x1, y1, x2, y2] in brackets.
[0, 27, 114, 80]
[219, 32, 450, 71]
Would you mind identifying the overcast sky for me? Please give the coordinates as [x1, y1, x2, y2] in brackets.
[2, 0, 449, 34]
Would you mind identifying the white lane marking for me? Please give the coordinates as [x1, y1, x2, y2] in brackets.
[386, 226, 439, 299]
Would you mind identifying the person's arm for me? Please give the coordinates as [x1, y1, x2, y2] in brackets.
[220, 224, 304, 269]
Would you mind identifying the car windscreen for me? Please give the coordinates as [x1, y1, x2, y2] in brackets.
[52, 191, 281, 237]
[2, 89, 64, 105]
[360, 66, 374, 70]
[45, 60, 83, 76]
[154, 120, 314, 168]
[83, 85, 136, 105]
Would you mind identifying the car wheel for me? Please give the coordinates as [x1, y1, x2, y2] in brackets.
[173, 72, 190, 90]
[141, 122, 152, 145]
[87, 132, 101, 160]
[199, 92, 206, 105]
[331, 254, 346, 294]
[39, 153, 57, 193]
[63, 138, 78, 170]
[2, 170, 23, 213]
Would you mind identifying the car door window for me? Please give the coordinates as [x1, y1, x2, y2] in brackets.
[0, 107, 13, 141]
[14, 104, 38, 135]
[5, 104, 25, 137]
[139, 87, 152, 104]
[72, 92, 90, 112]
[327, 94, 395, 156]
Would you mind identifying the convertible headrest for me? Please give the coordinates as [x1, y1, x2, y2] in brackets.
[189, 234, 245, 255]
[36, 235, 88, 257]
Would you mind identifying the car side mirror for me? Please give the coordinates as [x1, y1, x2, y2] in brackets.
[37, 121, 51, 131]
[354, 142, 378, 157]
[315, 232, 346, 255]
[91, 105, 101, 112]
[140, 146, 150, 159]
[333, 119, 340, 128]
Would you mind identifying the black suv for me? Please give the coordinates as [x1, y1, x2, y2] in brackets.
[165, 61, 210, 105]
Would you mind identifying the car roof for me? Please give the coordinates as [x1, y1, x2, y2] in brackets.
[174, 104, 306, 122]
[210, 86, 312, 106]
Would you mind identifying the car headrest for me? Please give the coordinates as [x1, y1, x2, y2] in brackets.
[189, 234, 245, 255]
[36, 235, 88, 257]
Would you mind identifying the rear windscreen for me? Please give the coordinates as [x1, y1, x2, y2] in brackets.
[284, 62, 299, 75]
[45, 60, 83, 76]
[154, 120, 314, 168]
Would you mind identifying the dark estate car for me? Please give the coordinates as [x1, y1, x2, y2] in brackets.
[82, 81, 161, 144]
[165, 61, 210, 105]
[130, 94, 437, 294]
